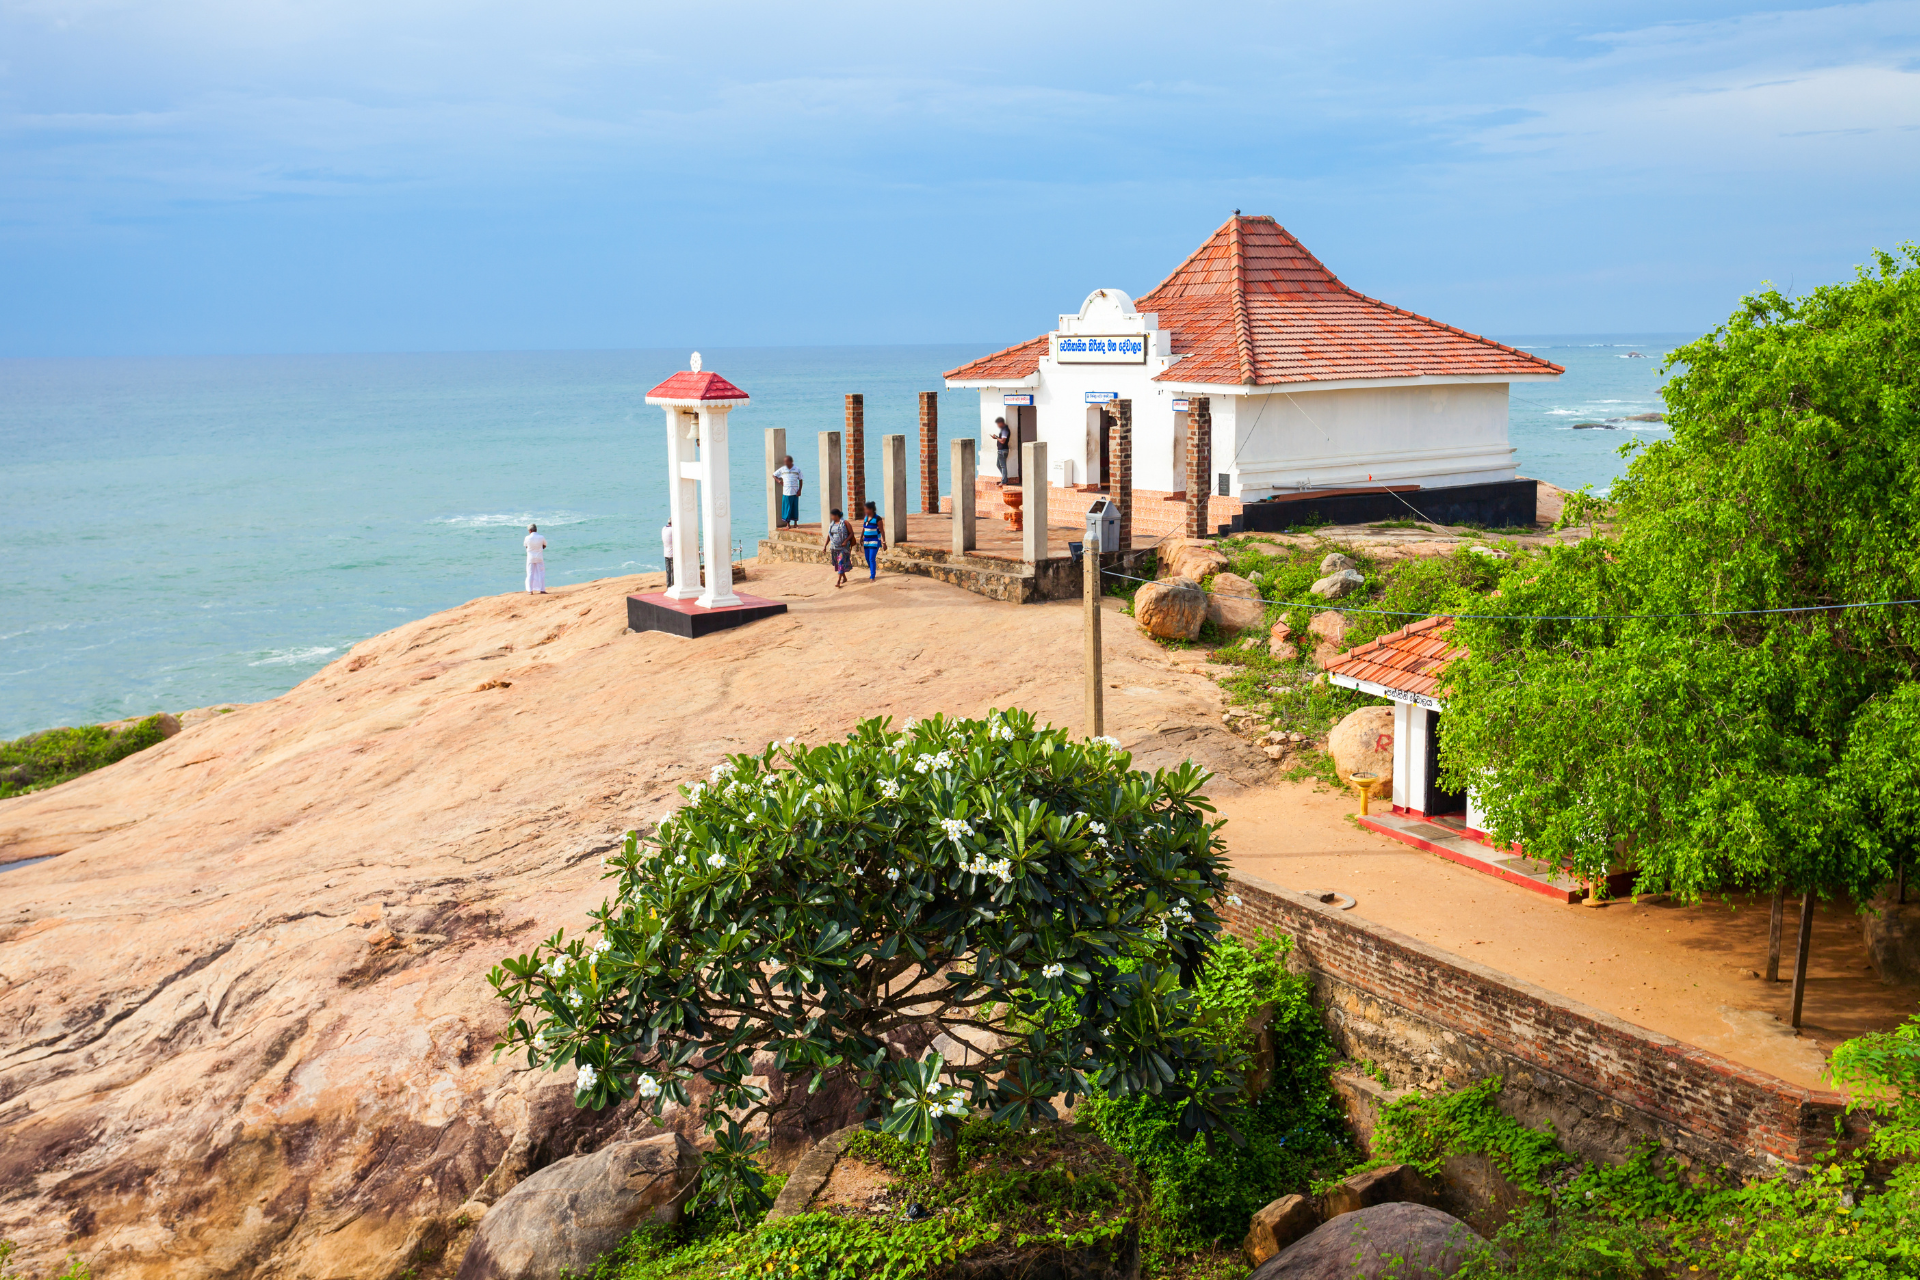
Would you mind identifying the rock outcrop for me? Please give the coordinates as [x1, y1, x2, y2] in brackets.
[1307, 611, 1348, 667]
[1155, 537, 1228, 583]
[1206, 573, 1267, 634]
[1309, 569, 1365, 600]
[1243, 1193, 1316, 1264]
[1268, 622, 1298, 662]
[0, 560, 1268, 1280]
[1134, 578, 1207, 640]
[456, 1133, 699, 1280]
[1328, 708, 1395, 785]
[1252, 1203, 1486, 1279]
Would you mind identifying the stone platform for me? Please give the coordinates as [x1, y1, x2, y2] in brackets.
[626, 591, 788, 638]
[1357, 810, 1634, 903]
[759, 512, 1153, 605]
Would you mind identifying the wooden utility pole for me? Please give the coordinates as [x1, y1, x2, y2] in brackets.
[1789, 889, 1816, 1030]
[1084, 529, 1103, 738]
[1765, 887, 1785, 982]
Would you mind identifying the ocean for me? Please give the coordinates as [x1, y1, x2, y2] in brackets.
[0, 335, 1686, 738]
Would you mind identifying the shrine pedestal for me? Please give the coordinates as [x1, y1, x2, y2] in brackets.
[627, 591, 787, 639]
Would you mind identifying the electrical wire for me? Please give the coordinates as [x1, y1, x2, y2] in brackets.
[1095, 567, 1920, 623]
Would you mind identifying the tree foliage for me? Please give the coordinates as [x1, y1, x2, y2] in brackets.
[1443, 246, 1920, 898]
[487, 711, 1243, 1164]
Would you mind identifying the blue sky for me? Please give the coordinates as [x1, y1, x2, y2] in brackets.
[2, 1, 1916, 356]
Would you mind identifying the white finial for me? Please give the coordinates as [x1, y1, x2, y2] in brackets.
[690, 352, 702, 373]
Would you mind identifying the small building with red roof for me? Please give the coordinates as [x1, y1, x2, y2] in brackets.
[944, 215, 1562, 534]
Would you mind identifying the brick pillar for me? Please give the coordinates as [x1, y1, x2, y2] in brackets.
[918, 392, 940, 514]
[1108, 399, 1133, 551]
[845, 394, 865, 519]
[1186, 397, 1212, 540]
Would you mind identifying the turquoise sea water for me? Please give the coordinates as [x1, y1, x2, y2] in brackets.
[0, 335, 1685, 738]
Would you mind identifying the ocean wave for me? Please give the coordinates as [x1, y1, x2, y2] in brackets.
[432, 511, 594, 529]
[249, 645, 338, 667]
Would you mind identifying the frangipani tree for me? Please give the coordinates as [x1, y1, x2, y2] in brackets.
[487, 710, 1243, 1182]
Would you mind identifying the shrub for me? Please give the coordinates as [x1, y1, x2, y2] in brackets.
[1084, 930, 1351, 1249]
[0, 715, 171, 798]
[487, 711, 1243, 1184]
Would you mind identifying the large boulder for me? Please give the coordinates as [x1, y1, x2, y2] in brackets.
[456, 1132, 700, 1280]
[1244, 1193, 1317, 1265]
[1251, 1203, 1487, 1279]
[1864, 894, 1920, 985]
[1207, 572, 1268, 633]
[1307, 611, 1348, 668]
[1156, 537, 1229, 583]
[1135, 578, 1207, 641]
[1318, 552, 1357, 575]
[1310, 569, 1365, 600]
[1329, 707, 1394, 785]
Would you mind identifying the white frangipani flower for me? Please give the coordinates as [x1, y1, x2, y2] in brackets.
[878, 777, 901, 799]
[591, 938, 612, 956]
[637, 1074, 662, 1100]
[937, 816, 974, 843]
[1092, 735, 1122, 750]
[707, 853, 726, 869]
[685, 782, 706, 803]
[576, 1063, 598, 1092]
[1040, 962, 1066, 979]
[711, 760, 737, 782]
[886, 867, 901, 882]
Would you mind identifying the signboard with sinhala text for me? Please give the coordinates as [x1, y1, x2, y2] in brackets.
[1057, 335, 1147, 364]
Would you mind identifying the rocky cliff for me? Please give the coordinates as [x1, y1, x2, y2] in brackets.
[0, 561, 1261, 1279]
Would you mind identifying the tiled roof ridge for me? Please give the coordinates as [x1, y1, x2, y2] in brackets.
[1139, 213, 1245, 301]
[942, 333, 1051, 381]
[1345, 614, 1454, 654]
[1229, 215, 1256, 384]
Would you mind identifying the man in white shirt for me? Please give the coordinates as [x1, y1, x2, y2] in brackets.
[662, 520, 675, 587]
[772, 456, 804, 528]
[524, 524, 547, 594]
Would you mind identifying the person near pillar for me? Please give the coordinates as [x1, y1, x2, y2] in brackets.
[992, 418, 1011, 486]
[773, 455, 804, 528]
[823, 507, 853, 588]
[524, 523, 547, 594]
[661, 520, 675, 588]
[860, 500, 887, 580]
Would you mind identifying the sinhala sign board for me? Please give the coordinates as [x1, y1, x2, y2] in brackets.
[1056, 335, 1147, 364]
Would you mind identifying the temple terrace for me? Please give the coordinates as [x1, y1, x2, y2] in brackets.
[943, 214, 1565, 537]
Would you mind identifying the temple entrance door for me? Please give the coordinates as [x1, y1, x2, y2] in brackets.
[1086, 407, 1111, 489]
[1006, 405, 1036, 482]
[1423, 710, 1469, 815]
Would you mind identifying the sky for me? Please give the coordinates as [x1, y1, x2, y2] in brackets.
[2, 1, 1917, 356]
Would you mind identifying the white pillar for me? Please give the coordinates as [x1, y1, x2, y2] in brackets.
[1391, 702, 1412, 811]
[697, 405, 741, 609]
[1021, 440, 1048, 563]
[664, 406, 700, 600]
[818, 431, 842, 526]
[882, 434, 908, 545]
[951, 437, 976, 555]
[765, 427, 787, 535]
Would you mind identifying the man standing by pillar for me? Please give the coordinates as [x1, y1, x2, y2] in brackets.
[992, 417, 1011, 487]
[773, 455, 804, 529]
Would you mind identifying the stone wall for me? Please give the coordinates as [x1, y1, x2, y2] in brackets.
[1221, 871, 1867, 1176]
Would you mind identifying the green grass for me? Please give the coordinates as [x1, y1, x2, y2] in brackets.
[0, 715, 173, 798]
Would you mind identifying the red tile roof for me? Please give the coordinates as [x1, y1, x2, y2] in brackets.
[1324, 616, 1462, 698]
[942, 215, 1563, 388]
[645, 370, 750, 402]
[943, 334, 1051, 383]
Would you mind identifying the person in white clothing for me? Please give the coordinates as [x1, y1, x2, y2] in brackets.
[524, 523, 547, 594]
[772, 456, 804, 528]
[662, 521, 675, 587]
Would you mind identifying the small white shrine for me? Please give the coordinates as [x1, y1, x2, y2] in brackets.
[631, 355, 787, 638]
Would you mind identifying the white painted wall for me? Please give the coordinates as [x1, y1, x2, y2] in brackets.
[1229, 384, 1515, 498]
[1391, 702, 1437, 813]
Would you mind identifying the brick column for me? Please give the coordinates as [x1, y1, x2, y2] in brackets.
[918, 391, 940, 514]
[1107, 399, 1133, 551]
[844, 394, 865, 519]
[1186, 397, 1212, 540]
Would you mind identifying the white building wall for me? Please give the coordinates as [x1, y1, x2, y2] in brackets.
[1229, 384, 1515, 498]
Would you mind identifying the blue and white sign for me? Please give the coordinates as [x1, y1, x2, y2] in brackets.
[1057, 334, 1147, 364]
[1002, 393, 1034, 406]
[1084, 391, 1119, 404]
[1171, 398, 1190, 411]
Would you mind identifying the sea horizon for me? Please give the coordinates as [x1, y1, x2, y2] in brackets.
[2, 335, 1687, 739]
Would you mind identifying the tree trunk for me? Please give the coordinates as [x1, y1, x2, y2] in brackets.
[930, 1131, 959, 1182]
[1765, 887, 1785, 982]
[1789, 890, 1816, 1031]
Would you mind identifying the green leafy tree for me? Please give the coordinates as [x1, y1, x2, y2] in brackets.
[487, 711, 1242, 1183]
[1444, 246, 1920, 901]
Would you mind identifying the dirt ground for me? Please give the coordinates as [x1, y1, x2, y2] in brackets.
[1213, 780, 1920, 1092]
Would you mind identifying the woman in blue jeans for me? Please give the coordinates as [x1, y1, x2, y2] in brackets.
[860, 501, 887, 580]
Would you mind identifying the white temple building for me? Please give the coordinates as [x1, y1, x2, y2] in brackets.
[944, 214, 1563, 536]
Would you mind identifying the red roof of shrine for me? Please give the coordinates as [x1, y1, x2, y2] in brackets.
[943, 215, 1563, 388]
[645, 370, 750, 403]
[1323, 615, 1463, 698]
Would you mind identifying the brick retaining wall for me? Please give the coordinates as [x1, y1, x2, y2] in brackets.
[1221, 871, 1865, 1175]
